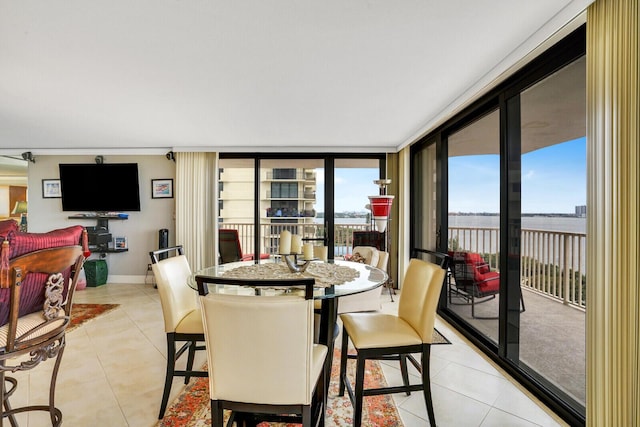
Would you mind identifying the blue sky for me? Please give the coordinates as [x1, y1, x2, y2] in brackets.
[449, 137, 586, 213]
[313, 137, 586, 214]
[315, 168, 379, 213]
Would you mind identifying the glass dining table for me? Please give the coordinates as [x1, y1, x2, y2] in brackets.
[188, 257, 388, 400]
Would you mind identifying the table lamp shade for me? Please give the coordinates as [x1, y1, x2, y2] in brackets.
[11, 200, 27, 215]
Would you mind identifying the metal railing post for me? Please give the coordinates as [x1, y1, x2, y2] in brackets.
[563, 234, 571, 305]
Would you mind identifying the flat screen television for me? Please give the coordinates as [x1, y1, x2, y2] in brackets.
[59, 163, 141, 212]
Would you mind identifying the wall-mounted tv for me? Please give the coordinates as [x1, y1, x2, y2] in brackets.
[59, 163, 141, 212]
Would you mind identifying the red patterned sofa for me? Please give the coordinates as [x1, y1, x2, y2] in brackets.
[0, 220, 89, 327]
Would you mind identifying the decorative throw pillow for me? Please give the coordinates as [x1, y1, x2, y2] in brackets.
[352, 246, 380, 267]
[0, 219, 18, 237]
[351, 252, 367, 263]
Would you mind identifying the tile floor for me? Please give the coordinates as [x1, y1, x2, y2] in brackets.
[7, 283, 568, 426]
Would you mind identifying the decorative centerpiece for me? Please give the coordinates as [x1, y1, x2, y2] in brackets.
[283, 254, 313, 273]
[278, 230, 316, 272]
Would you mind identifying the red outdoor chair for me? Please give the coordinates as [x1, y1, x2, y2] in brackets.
[447, 251, 525, 319]
[218, 229, 270, 264]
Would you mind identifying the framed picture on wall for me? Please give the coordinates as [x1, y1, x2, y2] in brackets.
[42, 179, 62, 198]
[151, 179, 173, 199]
[114, 236, 128, 249]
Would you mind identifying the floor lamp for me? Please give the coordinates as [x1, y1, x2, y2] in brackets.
[368, 179, 394, 300]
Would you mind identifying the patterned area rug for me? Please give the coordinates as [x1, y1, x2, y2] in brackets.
[158, 350, 404, 427]
[68, 303, 120, 331]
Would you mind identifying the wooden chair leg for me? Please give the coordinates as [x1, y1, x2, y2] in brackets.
[211, 400, 224, 427]
[159, 334, 176, 419]
[338, 329, 349, 397]
[421, 345, 436, 427]
[185, 340, 196, 384]
[301, 405, 311, 427]
[317, 357, 327, 427]
[353, 354, 366, 427]
[399, 354, 411, 396]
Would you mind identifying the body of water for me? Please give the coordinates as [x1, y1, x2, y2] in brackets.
[448, 215, 587, 273]
[316, 217, 369, 225]
[449, 215, 586, 234]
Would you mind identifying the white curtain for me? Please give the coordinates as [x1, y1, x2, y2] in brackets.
[174, 152, 218, 272]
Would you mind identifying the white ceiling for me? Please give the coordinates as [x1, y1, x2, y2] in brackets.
[0, 1, 590, 155]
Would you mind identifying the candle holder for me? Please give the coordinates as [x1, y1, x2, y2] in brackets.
[283, 254, 312, 273]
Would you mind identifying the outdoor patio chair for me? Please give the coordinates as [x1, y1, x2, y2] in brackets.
[218, 229, 270, 264]
[352, 231, 385, 251]
[447, 251, 525, 319]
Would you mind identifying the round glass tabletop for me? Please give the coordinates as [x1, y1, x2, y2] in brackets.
[190, 259, 388, 300]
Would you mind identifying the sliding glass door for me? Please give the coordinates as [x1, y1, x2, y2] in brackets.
[447, 109, 501, 340]
[410, 27, 586, 425]
[218, 154, 385, 264]
[518, 56, 586, 407]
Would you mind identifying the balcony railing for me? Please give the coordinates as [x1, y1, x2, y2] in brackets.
[264, 171, 316, 181]
[218, 223, 586, 309]
[219, 222, 370, 259]
[448, 226, 586, 309]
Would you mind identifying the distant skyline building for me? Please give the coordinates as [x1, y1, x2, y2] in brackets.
[575, 205, 587, 217]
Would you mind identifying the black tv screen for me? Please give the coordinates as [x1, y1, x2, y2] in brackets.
[59, 163, 141, 212]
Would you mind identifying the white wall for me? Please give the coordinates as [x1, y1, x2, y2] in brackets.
[27, 155, 176, 282]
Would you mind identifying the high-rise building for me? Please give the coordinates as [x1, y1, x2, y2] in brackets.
[218, 165, 318, 253]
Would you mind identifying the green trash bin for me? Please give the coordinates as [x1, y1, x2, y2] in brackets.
[85, 259, 108, 287]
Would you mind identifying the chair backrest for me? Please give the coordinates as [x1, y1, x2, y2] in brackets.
[398, 259, 446, 344]
[312, 245, 328, 262]
[376, 250, 389, 271]
[0, 244, 84, 353]
[199, 293, 317, 405]
[352, 231, 385, 251]
[150, 248, 197, 333]
[352, 246, 379, 267]
[448, 251, 488, 284]
[195, 276, 315, 299]
[218, 229, 243, 263]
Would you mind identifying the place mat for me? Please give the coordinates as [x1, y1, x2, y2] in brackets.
[221, 262, 360, 287]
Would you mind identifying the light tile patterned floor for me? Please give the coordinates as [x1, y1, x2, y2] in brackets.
[7, 284, 568, 426]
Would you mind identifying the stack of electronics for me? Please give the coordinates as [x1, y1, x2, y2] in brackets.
[86, 226, 112, 251]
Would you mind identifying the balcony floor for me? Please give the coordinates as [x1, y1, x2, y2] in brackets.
[448, 287, 586, 405]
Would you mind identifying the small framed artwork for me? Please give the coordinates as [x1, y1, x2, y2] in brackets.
[151, 179, 174, 199]
[42, 179, 62, 198]
[114, 236, 128, 250]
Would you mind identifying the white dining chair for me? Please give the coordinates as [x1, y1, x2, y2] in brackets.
[198, 279, 327, 427]
[150, 246, 207, 419]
